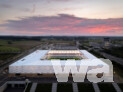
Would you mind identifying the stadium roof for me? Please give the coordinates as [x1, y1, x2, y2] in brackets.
[10, 50, 107, 66]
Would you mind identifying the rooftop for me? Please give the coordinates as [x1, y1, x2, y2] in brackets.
[10, 50, 107, 66]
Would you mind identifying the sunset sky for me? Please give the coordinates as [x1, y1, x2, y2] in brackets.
[0, 0, 123, 36]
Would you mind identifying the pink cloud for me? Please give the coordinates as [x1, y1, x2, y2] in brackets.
[0, 14, 123, 36]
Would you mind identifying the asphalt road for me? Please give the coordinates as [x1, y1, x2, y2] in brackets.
[100, 52, 123, 66]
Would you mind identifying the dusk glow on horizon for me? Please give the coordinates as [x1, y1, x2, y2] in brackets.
[0, 0, 123, 36]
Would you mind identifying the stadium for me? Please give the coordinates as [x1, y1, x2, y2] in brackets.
[9, 50, 110, 77]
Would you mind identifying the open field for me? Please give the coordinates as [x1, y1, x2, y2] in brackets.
[0, 46, 20, 52]
[0, 40, 41, 51]
[0, 39, 42, 68]
[0, 54, 17, 61]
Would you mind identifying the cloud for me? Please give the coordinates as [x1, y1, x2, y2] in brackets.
[32, 4, 36, 13]
[0, 4, 12, 8]
[47, 0, 73, 2]
[46, 0, 77, 4]
[19, 8, 31, 12]
[0, 14, 123, 36]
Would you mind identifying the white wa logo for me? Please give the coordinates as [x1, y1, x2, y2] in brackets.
[51, 59, 113, 83]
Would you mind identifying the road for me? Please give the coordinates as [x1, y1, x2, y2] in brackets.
[93, 49, 123, 66]
[101, 52, 123, 66]
[87, 46, 123, 66]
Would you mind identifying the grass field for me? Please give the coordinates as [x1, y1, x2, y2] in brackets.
[48, 57, 81, 60]
[0, 39, 42, 61]
[0, 54, 17, 60]
[0, 46, 20, 52]
[0, 40, 41, 51]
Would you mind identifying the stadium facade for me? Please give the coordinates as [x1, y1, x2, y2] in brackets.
[9, 50, 110, 77]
